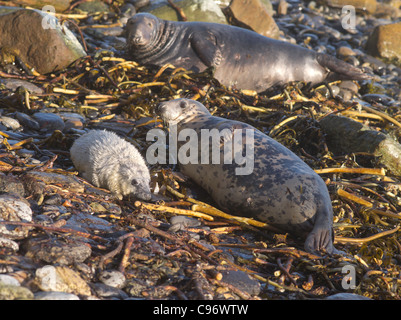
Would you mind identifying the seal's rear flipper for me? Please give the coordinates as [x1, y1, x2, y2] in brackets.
[316, 53, 373, 82]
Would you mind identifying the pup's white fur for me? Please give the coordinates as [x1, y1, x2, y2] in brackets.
[70, 130, 151, 200]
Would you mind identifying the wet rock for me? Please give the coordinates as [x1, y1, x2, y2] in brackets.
[320, 114, 401, 176]
[0, 284, 34, 300]
[223, 0, 279, 39]
[141, 0, 228, 24]
[0, 9, 86, 74]
[365, 21, 401, 63]
[98, 270, 126, 289]
[34, 291, 80, 300]
[220, 270, 261, 296]
[325, 0, 377, 13]
[0, 194, 33, 240]
[25, 238, 92, 265]
[32, 112, 65, 133]
[15, 112, 40, 131]
[35, 265, 92, 296]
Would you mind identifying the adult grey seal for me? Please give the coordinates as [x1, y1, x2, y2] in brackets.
[155, 98, 336, 254]
[126, 13, 370, 92]
[70, 129, 152, 201]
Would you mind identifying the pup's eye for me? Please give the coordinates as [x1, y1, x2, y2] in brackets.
[180, 101, 187, 109]
[132, 179, 139, 186]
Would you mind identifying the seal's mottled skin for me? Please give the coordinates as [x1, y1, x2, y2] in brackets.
[156, 98, 336, 254]
[126, 13, 370, 93]
[70, 130, 151, 201]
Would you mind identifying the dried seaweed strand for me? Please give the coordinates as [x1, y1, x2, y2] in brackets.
[315, 167, 386, 176]
[337, 188, 374, 207]
[335, 225, 400, 244]
[134, 201, 214, 221]
[361, 105, 401, 129]
[166, 185, 278, 230]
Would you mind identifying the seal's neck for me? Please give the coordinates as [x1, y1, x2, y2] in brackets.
[132, 20, 177, 64]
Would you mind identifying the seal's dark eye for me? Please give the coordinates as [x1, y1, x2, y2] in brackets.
[148, 22, 153, 27]
[180, 101, 187, 109]
[132, 179, 139, 186]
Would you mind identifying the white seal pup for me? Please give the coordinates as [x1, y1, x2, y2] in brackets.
[155, 98, 337, 254]
[70, 130, 151, 201]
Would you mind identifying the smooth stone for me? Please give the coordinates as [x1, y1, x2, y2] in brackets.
[220, 270, 261, 296]
[98, 270, 126, 289]
[0, 284, 34, 300]
[0, 274, 20, 287]
[325, 293, 372, 300]
[25, 238, 92, 265]
[91, 283, 128, 299]
[34, 291, 80, 300]
[32, 112, 65, 133]
[0, 115, 21, 130]
[35, 265, 92, 296]
[0, 79, 44, 94]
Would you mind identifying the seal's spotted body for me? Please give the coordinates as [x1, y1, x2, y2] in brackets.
[126, 13, 370, 93]
[156, 99, 336, 254]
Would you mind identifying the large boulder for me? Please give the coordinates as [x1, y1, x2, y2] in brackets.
[365, 21, 401, 63]
[223, 0, 279, 39]
[0, 9, 86, 74]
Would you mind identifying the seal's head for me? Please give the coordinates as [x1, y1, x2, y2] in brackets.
[117, 164, 152, 201]
[126, 13, 161, 51]
[156, 98, 211, 125]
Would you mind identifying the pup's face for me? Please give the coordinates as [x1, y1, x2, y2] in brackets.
[118, 165, 152, 201]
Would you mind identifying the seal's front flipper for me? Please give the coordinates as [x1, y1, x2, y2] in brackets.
[191, 31, 222, 67]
